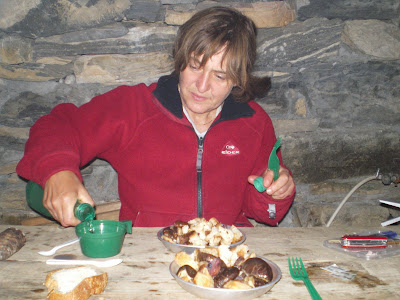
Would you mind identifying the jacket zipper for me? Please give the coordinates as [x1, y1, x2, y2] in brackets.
[196, 137, 204, 217]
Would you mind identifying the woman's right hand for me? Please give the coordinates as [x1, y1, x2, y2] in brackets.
[43, 170, 95, 227]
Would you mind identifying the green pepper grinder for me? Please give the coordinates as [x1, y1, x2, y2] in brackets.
[26, 181, 95, 221]
[254, 138, 281, 193]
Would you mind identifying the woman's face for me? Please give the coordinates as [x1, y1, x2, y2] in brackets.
[178, 50, 234, 121]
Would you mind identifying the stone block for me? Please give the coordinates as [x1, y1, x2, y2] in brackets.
[165, 9, 195, 26]
[295, 98, 307, 117]
[33, 24, 177, 58]
[282, 131, 400, 184]
[297, 0, 400, 22]
[36, 23, 129, 44]
[0, 91, 53, 127]
[161, 0, 198, 4]
[295, 61, 400, 129]
[0, 0, 41, 30]
[239, 2, 295, 28]
[165, 1, 295, 27]
[0, 78, 117, 113]
[0, 63, 54, 82]
[0, 36, 33, 64]
[0, 127, 29, 144]
[0, 163, 18, 177]
[0, 62, 74, 82]
[36, 57, 74, 65]
[126, 0, 163, 22]
[74, 52, 174, 85]
[272, 118, 320, 135]
[256, 17, 343, 69]
[2, 0, 131, 38]
[342, 20, 400, 60]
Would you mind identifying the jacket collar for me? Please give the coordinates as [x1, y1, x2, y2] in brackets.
[152, 73, 255, 121]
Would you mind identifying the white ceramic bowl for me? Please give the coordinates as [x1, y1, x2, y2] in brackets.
[169, 256, 281, 300]
[157, 226, 246, 254]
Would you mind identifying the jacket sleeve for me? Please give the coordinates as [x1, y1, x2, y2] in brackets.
[242, 109, 295, 226]
[16, 85, 143, 187]
[243, 181, 295, 226]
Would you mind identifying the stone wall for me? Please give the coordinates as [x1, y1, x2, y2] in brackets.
[1, 0, 399, 227]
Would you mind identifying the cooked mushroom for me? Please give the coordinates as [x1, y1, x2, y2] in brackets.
[174, 220, 189, 228]
[162, 227, 177, 242]
[254, 277, 269, 287]
[177, 265, 197, 282]
[196, 251, 226, 277]
[241, 257, 273, 282]
[233, 256, 245, 268]
[206, 257, 226, 277]
[234, 269, 247, 282]
[214, 266, 240, 288]
[197, 252, 217, 262]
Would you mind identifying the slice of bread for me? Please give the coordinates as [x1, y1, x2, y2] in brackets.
[45, 266, 107, 300]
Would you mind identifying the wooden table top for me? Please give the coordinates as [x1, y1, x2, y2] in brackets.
[1, 225, 399, 299]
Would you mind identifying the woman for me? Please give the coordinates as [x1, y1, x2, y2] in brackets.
[17, 7, 295, 227]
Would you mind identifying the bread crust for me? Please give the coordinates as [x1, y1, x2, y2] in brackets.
[45, 267, 107, 300]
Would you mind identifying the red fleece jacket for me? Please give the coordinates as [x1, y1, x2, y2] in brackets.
[17, 74, 295, 227]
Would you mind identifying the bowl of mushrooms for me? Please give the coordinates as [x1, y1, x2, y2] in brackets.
[169, 244, 281, 300]
[158, 217, 246, 254]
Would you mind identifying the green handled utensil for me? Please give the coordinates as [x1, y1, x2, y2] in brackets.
[254, 138, 281, 193]
[288, 257, 322, 300]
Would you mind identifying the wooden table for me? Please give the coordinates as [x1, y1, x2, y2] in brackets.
[1, 225, 399, 299]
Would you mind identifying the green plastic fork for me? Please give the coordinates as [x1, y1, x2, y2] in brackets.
[288, 257, 322, 300]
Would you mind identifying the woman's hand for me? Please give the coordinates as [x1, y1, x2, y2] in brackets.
[248, 166, 295, 200]
[43, 170, 95, 227]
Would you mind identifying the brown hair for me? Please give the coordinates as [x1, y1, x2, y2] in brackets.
[173, 6, 270, 103]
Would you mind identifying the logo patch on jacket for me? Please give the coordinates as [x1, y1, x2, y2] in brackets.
[221, 142, 240, 156]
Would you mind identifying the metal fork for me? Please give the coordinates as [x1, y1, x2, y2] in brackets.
[288, 257, 322, 300]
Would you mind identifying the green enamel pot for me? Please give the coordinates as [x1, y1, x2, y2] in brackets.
[75, 220, 132, 258]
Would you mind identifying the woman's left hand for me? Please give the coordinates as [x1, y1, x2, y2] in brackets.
[248, 166, 295, 199]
